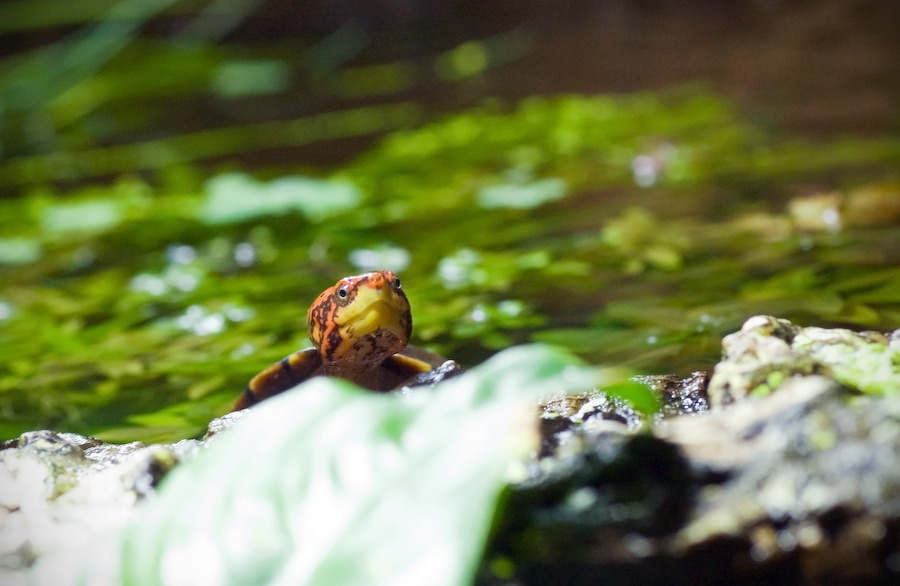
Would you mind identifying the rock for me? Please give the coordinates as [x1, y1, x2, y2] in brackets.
[708, 315, 899, 406]
[639, 371, 710, 419]
[536, 390, 644, 459]
[485, 374, 900, 585]
[660, 375, 900, 579]
[0, 418, 242, 586]
[536, 372, 710, 460]
[481, 316, 899, 584]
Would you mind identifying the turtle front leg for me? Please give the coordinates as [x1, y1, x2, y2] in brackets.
[232, 350, 323, 411]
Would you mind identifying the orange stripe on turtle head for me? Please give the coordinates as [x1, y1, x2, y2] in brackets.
[307, 271, 412, 366]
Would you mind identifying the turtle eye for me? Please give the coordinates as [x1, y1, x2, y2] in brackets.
[337, 285, 349, 298]
[393, 277, 401, 289]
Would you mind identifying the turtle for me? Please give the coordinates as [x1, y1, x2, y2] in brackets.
[232, 270, 461, 411]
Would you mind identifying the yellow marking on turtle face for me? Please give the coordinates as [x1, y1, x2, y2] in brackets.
[339, 291, 407, 337]
[307, 271, 412, 367]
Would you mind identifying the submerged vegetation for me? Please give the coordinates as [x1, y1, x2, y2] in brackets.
[0, 89, 898, 442]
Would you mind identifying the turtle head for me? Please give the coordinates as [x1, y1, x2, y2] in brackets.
[307, 270, 412, 368]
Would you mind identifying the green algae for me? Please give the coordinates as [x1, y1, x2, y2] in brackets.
[1, 91, 898, 442]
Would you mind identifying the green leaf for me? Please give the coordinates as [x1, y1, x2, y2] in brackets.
[604, 380, 659, 416]
[41, 199, 123, 234]
[0, 238, 42, 265]
[120, 345, 594, 586]
[476, 177, 567, 209]
[200, 173, 363, 224]
[211, 60, 290, 98]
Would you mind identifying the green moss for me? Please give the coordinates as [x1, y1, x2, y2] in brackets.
[794, 333, 900, 395]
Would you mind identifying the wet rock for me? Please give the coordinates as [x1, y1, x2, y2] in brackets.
[708, 315, 898, 406]
[482, 316, 899, 584]
[0, 427, 213, 584]
[485, 373, 900, 585]
[671, 374, 900, 584]
[660, 376, 900, 571]
[202, 408, 249, 440]
[537, 391, 644, 459]
[536, 372, 710, 460]
[401, 359, 465, 390]
[637, 371, 710, 419]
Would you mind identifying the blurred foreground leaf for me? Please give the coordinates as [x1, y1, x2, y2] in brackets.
[120, 345, 595, 586]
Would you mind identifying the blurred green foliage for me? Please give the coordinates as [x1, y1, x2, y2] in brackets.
[1, 90, 898, 442]
[0, 1, 536, 191]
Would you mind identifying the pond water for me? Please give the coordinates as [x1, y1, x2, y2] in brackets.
[0, 1, 897, 442]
